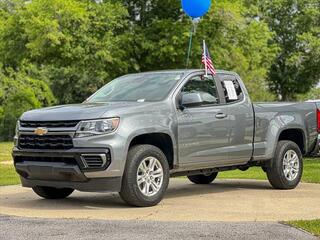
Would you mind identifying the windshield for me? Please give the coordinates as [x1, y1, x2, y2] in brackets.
[87, 72, 183, 102]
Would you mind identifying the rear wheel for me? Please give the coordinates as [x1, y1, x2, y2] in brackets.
[188, 172, 218, 184]
[32, 186, 74, 199]
[119, 144, 169, 207]
[266, 140, 303, 189]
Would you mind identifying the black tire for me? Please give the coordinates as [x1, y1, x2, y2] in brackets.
[32, 186, 74, 199]
[119, 144, 170, 207]
[187, 172, 218, 184]
[266, 140, 303, 189]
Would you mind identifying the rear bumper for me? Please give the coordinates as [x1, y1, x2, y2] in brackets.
[12, 147, 122, 192]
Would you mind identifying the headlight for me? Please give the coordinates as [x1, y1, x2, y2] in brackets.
[74, 118, 120, 138]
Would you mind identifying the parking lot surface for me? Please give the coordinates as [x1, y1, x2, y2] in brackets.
[1, 178, 319, 222]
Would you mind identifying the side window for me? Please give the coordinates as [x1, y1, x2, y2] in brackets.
[220, 77, 243, 103]
[181, 75, 219, 106]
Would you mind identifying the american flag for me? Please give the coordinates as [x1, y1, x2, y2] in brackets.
[202, 40, 216, 75]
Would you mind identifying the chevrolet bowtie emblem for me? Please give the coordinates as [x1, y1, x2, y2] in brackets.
[34, 127, 48, 136]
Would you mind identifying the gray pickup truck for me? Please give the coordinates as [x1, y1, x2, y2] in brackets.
[13, 70, 319, 207]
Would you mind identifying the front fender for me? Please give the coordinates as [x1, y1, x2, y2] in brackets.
[117, 114, 178, 175]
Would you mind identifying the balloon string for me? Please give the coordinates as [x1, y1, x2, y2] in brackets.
[185, 24, 194, 69]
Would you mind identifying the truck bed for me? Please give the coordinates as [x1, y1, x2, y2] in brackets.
[252, 101, 318, 160]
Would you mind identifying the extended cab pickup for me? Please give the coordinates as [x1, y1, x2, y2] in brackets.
[13, 70, 319, 206]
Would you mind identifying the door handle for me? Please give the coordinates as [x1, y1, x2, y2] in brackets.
[215, 113, 227, 119]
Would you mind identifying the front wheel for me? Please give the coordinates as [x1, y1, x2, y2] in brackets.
[266, 140, 303, 189]
[119, 144, 170, 207]
[32, 186, 74, 199]
[187, 172, 218, 184]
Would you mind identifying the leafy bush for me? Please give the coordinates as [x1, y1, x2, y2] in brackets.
[0, 69, 55, 141]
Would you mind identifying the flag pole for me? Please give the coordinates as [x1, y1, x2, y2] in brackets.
[185, 24, 194, 69]
[203, 40, 208, 77]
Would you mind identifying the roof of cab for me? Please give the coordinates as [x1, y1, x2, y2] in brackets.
[125, 69, 237, 76]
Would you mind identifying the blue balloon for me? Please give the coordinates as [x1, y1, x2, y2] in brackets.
[181, 0, 211, 18]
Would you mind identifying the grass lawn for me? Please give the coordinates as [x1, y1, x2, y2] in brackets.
[218, 158, 320, 184]
[0, 142, 19, 186]
[0, 164, 20, 186]
[286, 219, 320, 237]
[0, 141, 13, 162]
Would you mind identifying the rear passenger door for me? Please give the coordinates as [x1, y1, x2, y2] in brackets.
[218, 74, 254, 164]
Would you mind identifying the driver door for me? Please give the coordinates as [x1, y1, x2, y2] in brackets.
[177, 74, 229, 167]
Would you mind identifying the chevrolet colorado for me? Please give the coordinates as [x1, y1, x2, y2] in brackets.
[13, 70, 319, 207]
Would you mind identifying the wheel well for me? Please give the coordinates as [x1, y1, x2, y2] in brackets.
[278, 129, 305, 154]
[129, 133, 174, 169]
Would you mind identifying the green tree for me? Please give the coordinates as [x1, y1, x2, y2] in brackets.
[297, 87, 320, 101]
[0, 0, 278, 103]
[196, 0, 278, 101]
[120, 0, 182, 27]
[0, 67, 56, 140]
[119, 0, 278, 101]
[0, 0, 131, 104]
[0, 0, 282, 140]
[256, 0, 320, 101]
[1, 89, 40, 140]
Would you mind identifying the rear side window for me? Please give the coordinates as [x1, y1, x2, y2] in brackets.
[220, 77, 243, 103]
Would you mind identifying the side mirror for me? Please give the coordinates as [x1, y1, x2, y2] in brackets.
[181, 92, 204, 108]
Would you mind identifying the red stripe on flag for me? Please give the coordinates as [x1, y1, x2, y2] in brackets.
[202, 47, 216, 75]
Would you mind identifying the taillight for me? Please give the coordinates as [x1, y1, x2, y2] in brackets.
[317, 109, 320, 133]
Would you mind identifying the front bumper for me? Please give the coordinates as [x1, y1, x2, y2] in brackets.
[20, 176, 121, 192]
[12, 147, 122, 192]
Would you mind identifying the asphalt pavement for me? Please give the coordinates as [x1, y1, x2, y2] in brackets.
[0, 215, 318, 240]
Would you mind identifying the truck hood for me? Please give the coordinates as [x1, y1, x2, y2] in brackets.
[20, 102, 150, 121]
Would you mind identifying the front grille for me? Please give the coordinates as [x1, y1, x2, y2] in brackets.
[14, 156, 77, 165]
[20, 120, 80, 128]
[18, 135, 73, 150]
